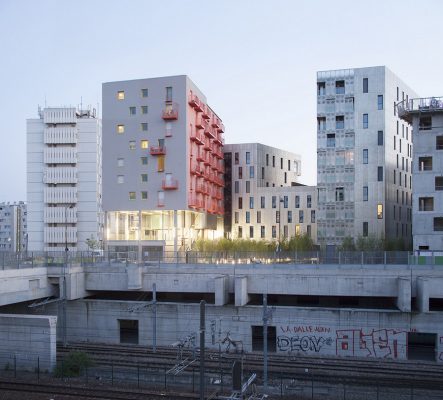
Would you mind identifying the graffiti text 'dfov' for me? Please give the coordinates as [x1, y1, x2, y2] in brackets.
[277, 335, 333, 353]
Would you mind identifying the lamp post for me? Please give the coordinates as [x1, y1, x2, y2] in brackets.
[63, 204, 75, 346]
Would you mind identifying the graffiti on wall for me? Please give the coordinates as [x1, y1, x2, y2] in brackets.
[277, 326, 408, 360]
[439, 336, 443, 361]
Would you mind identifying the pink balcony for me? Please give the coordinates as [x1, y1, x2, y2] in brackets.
[190, 129, 204, 145]
[218, 123, 225, 133]
[216, 162, 225, 173]
[202, 105, 211, 120]
[189, 195, 204, 209]
[190, 163, 202, 176]
[196, 151, 205, 163]
[214, 175, 224, 187]
[195, 181, 206, 194]
[212, 117, 221, 129]
[203, 138, 213, 151]
[203, 152, 211, 166]
[150, 146, 166, 155]
[162, 102, 179, 120]
[188, 93, 200, 109]
[204, 125, 216, 139]
[196, 116, 208, 130]
[162, 178, 179, 190]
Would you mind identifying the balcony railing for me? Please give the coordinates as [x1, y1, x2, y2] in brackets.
[190, 163, 202, 176]
[162, 102, 179, 120]
[188, 195, 204, 209]
[204, 125, 216, 139]
[218, 123, 225, 133]
[202, 105, 211, 120]
[150, 146, 166, 155]
[212, 117, 221, 129]
[397, 96, 443, 122]
[190, 129, 204, 144]
[188, 93, 201, 109]
[213, 132, 224, 146]
[203, 138, 213, 151]
[162, 178, 179, 190]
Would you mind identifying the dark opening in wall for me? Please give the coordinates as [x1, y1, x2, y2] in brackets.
[251, 325, 276, 352]
[408, 332, 436, 361]
[430, 298, 443, 311]
[119, 319, 139, 344]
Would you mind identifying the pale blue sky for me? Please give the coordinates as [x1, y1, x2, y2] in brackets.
[1, 0, 442, 201]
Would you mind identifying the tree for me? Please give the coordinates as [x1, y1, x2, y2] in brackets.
[85, 235, 101, 251]
[340, 236, 355, 251]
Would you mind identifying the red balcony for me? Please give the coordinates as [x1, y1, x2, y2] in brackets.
[188, 93, 200, 109]
[162, 178, 179, 190]
[162, 102, 179, 120]
[216, 162, 225, 173]
[150, 146, 166, 155]
[213, 146, 223, 159]
[195, 181, 206, 194]
[202, 105, 211, 120]
[196, 116, 209, 130]
[212, 116, 221, 129]
[189, 195, 204, 209]
[214, 189, 223, 200]
[203, 138, 213, 151]
[213, 132, 222, 145]
[217, 123, 225, 133]
[214, 175, 224, 187]
[203, 152, 211, 166]
[190, 129, 204, 145]
[190, 163, 202, 176]
[204, 125, 216, 139]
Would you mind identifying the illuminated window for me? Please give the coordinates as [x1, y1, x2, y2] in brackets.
[141, 140, 149, 149]
[129, 141, 136, 150]
[117, 124, 125, 134]
[141, 88, 148, 97]
[377, 204, 383, 219]
[295, 225, 300, 235]
[157, 155, 165, 172]
[129, 192, 136, 200]
[141, 106, 148, 114]
[158, 191, 165, 207]
[117, 91, 125, 100]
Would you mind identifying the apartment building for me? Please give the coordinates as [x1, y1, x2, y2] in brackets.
[102, 76, 225, 254]
[398, 97, 443, 251]
[0, 202, 27, 252]
[223, 143, 316, 241]
[316, 67, 417, 249]
[27, 107, 103, 251]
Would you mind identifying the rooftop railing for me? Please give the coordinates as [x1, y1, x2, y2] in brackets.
[397, 97, 443, 121]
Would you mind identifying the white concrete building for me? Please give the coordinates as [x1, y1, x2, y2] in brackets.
[317, 67, 417, 249]
[27, 107, 103, 252]
[0, 202, 27, 252]
[398, 97, 443, 251]
[223, 143, 316, 242]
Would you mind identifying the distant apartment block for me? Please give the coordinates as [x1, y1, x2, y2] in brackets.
[102, 76, 225, 254]
[27, 107, 103, 251]
[223, 143, 316, 241]
[398, 97, 443, 251]
[316, 66, 417, 248]
[0, 202, 27, 252]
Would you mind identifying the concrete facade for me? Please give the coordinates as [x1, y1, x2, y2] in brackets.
[27, 107, 103, 251]
[398, 97, 443, 251]
[317, 67, 417, 248]
[0, 202, 27, 252]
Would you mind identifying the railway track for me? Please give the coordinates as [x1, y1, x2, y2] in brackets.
[58, 342, 443, 390]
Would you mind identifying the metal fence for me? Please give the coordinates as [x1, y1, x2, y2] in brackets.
[1, 250, 443, 269]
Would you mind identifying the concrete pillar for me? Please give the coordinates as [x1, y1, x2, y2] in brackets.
[214, 275, 228, 306]
[397, 276, 411, 312]
[417, 277, 430, 313]
[235, 276, 249, 306]
[127, 265, 142, 290]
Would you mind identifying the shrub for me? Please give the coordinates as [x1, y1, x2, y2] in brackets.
[54, 351, 93, 377]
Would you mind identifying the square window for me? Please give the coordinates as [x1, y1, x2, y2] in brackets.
[117, 175, 124, 184]
[117, 124, 125, 134]
[141, 88, 148, 97]
[436, 136, 443, 150]
[117, 158, 124, 167]
[435, 177, 443, 191]
[434, 218, 443, 231]
[129, 141, 136, 150]
[129, 192, 136, 200]
[117, 91, 125, 100]
[141, 106, 148, 114]
[141, 191, 148, 200]
[141, 123, 148, 131]
[419, 116, 432, 130]
[129, 106, 136, 115]
[141, 174, 148, 182]
[141, 157, 148, 165]
[419, 197, 434, 211]
[419, 157, 432, 171]
[141, 140, 149, 149]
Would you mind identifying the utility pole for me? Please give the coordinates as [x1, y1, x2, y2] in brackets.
[199, 300, 206, 400]
[263, 293, 268, 393]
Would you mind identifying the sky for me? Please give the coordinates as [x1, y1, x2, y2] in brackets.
[1, 0, 442, 202]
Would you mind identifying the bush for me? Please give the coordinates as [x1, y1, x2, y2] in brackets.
[54, 351, 93, 377]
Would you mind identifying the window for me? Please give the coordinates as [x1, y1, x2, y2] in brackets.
[295, 225, 301, 235]
[141, 174, 148, 182]
[434, 218, 443, 231]
[299, 210, 304, 223]
[317, 117, 326, 131]
[419, 116, 432, 130]
[129, 192, 136, 200]
[363, 186, 368, 201]
[419, 197, 434, 211]
[280, 157, 283, 169]
[295, 195, 300, 208]
[249, 226, 254, 239]
[249, 166, 254, 178]
[246, 152, 251, 164]
[234, 152, 239, 165]
[436, 136, 443, 150]
[394, 170, 396, 184]
[117, 91, 125, 100]
[117, 175, 124, 184]
[288, 160, 291, 171]
[311, 210, 316, 223]
[283, 196, 288, 208]
[307, 225, 311, 237]
[363, 149, 368, 164]
[272, 226, 276, 238]
[257, 211, 261, 223]
[261, 226, 265, 238]
[266, 154, 269, 166]
[377, 204, 383, 219]
[276, 211, 280, 223]
[246, 181, 250, 193]
[327, 134, 336, 147]
[261, 196, 265, 208]
[141, 123, 148, 131]
[246, 211, 250, 223]
[335, 187, 344, 202]
[317, 82, 326, 95]
[234, 212, 239, 224]
[272, 156, 275, 167]
[436, 177, 443, 191]
[363, 114, 368, 129]
[284, 172, 287, 183]
[141, 106, 148, 114]
[157, 155, 165, 172]
[378, 130, 384, 146]
[129, 106, 136, 115]
[287, 211, 292, 223]
[234, 181, 239, 193]
[307, 195, 312, 208]
[335, 80, 345, 94]
[141, 191, 148, 200]
[238, 226, 243, 238]
[363, 78, 368, 93]
[272, 196, 276, 208]
[166, 86, 172, 102]
[141, 88, 148, 97]
[238, 197, 243, 209]
[141, 157, 148, 165]
[377, 166, 383, 182]
[117, 124, 125, 134]
[377, 95, 383, 110]
[261, 167, 265, 179]
[336, 116, 344, 130]
[238, 167, 243, 179]
[283, 225, 288, 239]
[363, 222, 368, 237]
[249, 197, 254, 209]
[129, 141, 136, 150]
[117, 158, 124, 167]
[141, 140, 149, 149]
[396, 87, 399, 101]
[419, 157, 432, 171]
